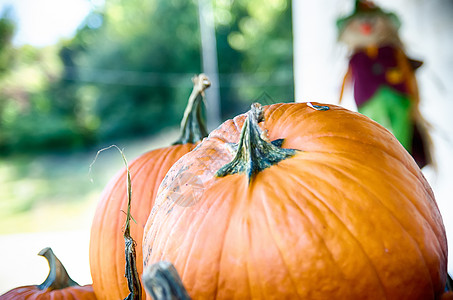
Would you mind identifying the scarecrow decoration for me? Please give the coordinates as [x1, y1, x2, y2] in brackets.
[337, 0, 432, 168]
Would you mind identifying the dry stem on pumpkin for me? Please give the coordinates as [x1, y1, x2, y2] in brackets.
[90, 145, 142, 300]
[120, 147, 142, 300]
[173, 73, 211, 145]
[37, 247, 79, 291]
[216, 102, 296, 182]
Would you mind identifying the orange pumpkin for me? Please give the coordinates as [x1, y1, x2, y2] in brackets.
[142, 102, 448, 299]
[0, 247, 96, 300]
[89, 74, 210, 299]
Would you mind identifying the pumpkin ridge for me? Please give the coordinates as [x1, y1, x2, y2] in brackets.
[258, 181, 300, 296]
[134, 158, 156, 229]
[281, 102, 332, 125]
[135, 147, 181, 224]
[152, 146, 192, 198]
[180, 208, 206, 281]
[262, 102, 285, 126]
[158, 187, 197, 262]
[261, 103, 291, 137]
[332, 156, 444, 290]
[226, 181, 255, 299]
[133, 151, 164, 198]
[143, 198, 167, 263]
[264, 164, 348, 290]
[210, 119, 242, 146]
[303, 156, 436, 294]
[272, 103, 311, 131]
[66, 287, 79, 300]
[12, 287, 33, 297]
[208, 112, 245, 145]
[176, 184, 237, 294]
[298, 133, 409, 164]
[284, 166, 389, 297]
[173, 211, 194, 283]
[245, 222, 255, 300]
[237, 182, 258, 299]
[146, 200, 175, 261]
[142, 150, 180, 244]
[231, 113, 246, 142]
[315, 152, 444, 255]
[160, 201, 192, 271]
[113, 196, 127, 298]
[92, 182, 122, 297]
[89, 189, 105, 294]
[265, 103, 418, 176]
[297, 133, 421, 184]
[144, 179, 232, 297]
[210, 181, 247, 299]
[267, 162, 383, 297]
[265, 102, 305, 126]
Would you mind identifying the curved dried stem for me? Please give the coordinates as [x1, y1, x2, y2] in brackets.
[37, 247, 79, 291]
[174, 74, 210, 145]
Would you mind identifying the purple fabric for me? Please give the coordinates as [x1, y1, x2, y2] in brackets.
[349, 45, 409, 107]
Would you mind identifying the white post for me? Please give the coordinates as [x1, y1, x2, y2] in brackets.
[292, 1, 352, 107]
[197, 0, 222, 131]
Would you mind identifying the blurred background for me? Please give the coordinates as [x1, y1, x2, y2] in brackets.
[0, 0, 451, 294]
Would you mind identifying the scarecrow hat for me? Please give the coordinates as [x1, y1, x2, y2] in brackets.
[336, 0, 401, 34]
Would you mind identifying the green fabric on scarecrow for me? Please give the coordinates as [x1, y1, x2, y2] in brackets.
[359, 86, 412, 151]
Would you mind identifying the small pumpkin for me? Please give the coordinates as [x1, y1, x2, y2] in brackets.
[0, 247, 96, 300]
[89, 74, 210, 300]
[143, 102, 447, 299]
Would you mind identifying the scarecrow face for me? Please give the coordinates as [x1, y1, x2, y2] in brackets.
[339, 14, 400, 50]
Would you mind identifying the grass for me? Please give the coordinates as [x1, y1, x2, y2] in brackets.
[0, 128, 179, 234]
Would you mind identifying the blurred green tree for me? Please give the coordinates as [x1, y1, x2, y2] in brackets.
[0, 0, 294, 154]
[214, 0, 294, 118]
[0, 7, 14, 76]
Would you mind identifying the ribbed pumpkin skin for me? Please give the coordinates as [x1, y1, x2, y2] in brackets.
[143, 102, 447, 299]
[89, 143, 195, 300]
[442, 292, 453, 300]
[0, 284, 96, 300]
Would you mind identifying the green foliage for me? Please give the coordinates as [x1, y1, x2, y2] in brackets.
[214, 0, 294, 118]
[48, 0, 204, 144]
[0, 7, 15, 76]
[0, 0, 294, 155]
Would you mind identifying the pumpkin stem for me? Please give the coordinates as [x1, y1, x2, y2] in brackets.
[142, 261, 191, 300]
[216, 103, 297, 182]
[117, 147, 142, 300]
[37, 247, 79, 291]
[173, 73, 210, 145]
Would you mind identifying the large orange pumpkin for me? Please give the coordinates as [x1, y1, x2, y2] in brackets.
[143, 102, 448, 299]
[89, 74, 210, 299]
[0, 247, 96, 300]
